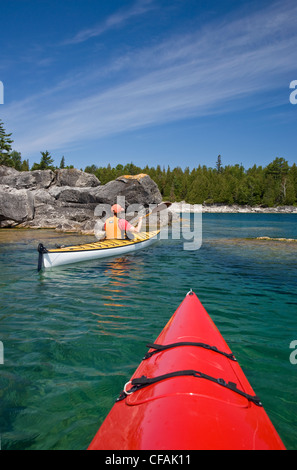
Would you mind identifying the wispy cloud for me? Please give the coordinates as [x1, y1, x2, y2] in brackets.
[3, 0, 297, 157]
[63, 0, 155, 45]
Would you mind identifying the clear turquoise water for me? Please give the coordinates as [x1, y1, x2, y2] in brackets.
[0, 213, 296, 450]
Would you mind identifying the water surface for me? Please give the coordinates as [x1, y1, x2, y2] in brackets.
[0, 214, 296, 450]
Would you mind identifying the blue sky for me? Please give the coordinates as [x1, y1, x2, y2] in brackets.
[1, 0, 297, 170]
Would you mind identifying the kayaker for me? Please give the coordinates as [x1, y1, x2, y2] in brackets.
[104, 204, 143, 239]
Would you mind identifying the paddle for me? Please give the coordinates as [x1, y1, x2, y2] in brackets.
[130, 201, 172, 227]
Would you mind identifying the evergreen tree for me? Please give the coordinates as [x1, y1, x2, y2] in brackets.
[0, 120, 14, 166]
[265, 157, 289, 180]
[289, 164, 297, 201]
[31, 151, 55, 171]
[265, 157, 290, 204]
[216, 154, 223, 173]
[59, 156, 65, 169]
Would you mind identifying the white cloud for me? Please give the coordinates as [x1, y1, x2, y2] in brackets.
[3, 0, 297, 157]
[63, 0, 155, 45]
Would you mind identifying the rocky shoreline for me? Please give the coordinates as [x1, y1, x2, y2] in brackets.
[170, 201, 297, 214]
[0, 166, 163, 233]
[1, 166, 296, 235]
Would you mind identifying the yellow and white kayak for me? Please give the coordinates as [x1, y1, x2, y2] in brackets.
[37, 230, 160, 271]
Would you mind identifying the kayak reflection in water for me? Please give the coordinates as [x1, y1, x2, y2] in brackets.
[104, 204, 143, 240]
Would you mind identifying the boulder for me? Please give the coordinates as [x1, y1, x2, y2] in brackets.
[0, 167, 100, 190]
[54, 168, 100, 187]
[92, 173, 162, 207]
[0, 168, 55, 189]
[0, 186, 34, 226]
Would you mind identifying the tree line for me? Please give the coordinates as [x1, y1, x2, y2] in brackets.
[84, 159, 297, 207]
[1, 119, 296, 207]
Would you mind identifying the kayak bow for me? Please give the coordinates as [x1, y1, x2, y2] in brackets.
[88, 291, 286, 450]
[37, 230, 160, 270]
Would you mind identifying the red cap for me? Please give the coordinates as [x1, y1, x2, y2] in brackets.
[111, 204, 124, 213]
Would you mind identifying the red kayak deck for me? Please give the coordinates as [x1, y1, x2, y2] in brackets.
[89, 291, 286, 450]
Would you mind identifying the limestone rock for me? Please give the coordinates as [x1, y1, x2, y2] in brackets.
[0, 168, 162, 233]
[0, 168, 55, 189]
[0, 165, 19, 178]
[0, 185, 34, 226]
[92, 173, 162, 207]
[54, 168, 100, 187]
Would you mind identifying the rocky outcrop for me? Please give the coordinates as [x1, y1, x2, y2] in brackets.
[0, 167, 163, 233]
[91, 174, 162, 206]
[1, 169, 55, 190]
[0, 167, 99, 190]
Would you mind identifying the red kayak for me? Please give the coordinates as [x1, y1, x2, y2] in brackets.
[89, 291, 286, 450]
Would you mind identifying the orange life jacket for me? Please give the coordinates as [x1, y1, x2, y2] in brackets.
[105, 216, 123, 239]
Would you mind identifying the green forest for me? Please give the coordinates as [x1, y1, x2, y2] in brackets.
[1, 119, 297, 207]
